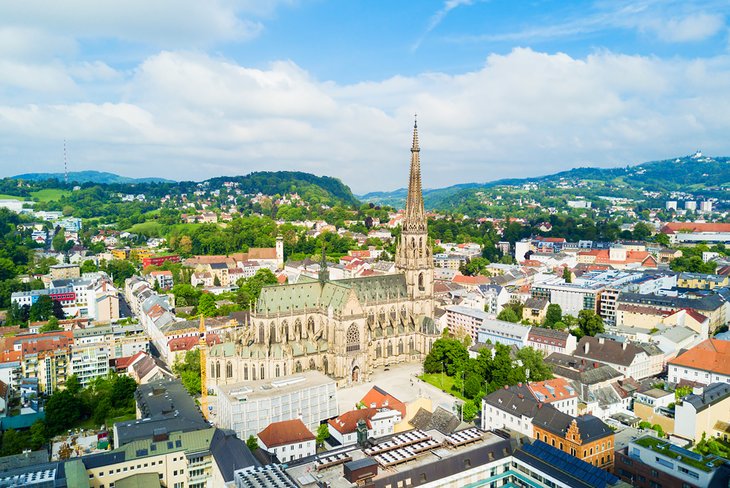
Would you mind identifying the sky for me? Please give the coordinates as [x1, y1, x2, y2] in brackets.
[1, 0, 730, 193]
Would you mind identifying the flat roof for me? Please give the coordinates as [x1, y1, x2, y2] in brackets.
[217, 371, 335, 403]
[286, 429, 510, 488]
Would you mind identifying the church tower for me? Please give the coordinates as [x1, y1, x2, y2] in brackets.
[396, 117, 434, 315]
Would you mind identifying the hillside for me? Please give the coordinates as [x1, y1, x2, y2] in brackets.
[12, 170, 174, 184]
[360, 153, 730, 209]
[205, 171, 358, 206]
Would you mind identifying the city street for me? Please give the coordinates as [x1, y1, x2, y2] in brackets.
[335, 362, 460, 415]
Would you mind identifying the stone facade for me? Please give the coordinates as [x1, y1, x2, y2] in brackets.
[207, 121, 437, 387]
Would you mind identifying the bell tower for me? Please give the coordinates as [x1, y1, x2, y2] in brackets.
[396, 116, 434, 315]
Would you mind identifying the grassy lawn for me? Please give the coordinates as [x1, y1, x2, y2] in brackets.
[0, 194, 26, 200]
[418, 372, 467, 401]
[31, 189, 71, 202]
[75, 411, 137, 432]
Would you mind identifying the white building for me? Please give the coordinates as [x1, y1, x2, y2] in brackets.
[257, 418, 316, 462]
[327, 407, 402, 447]
[69, 344, 110, 388]
[668, 338, 730, 386]
[700, 201, 713, 213]
[665, 201, 677, 210]
[526, 327, 577, 356]
[481, 385, 540, 436]
[684, 201, 697, 211]
[215, 372, 338, 440]
[476, 319, 530, 348]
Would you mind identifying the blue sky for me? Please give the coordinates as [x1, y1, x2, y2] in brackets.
[1, 0, 729, 192]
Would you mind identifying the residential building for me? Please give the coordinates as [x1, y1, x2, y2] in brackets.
[478, 284, 510, 315]
[527, 378, 579, 416]
[481, 383, 541, 436]
[113, 378, 209, 448]
[148, 270, 174, 290]
[49, 263, 80, 280]
[668, 339, 730, 386]
[444, 305, 489, 342]
[257, 418, 316, 462]
[677, 272, 729, 290]
[215, 371, 338, 440]
[573, 336, 663, 380]
[475, 319, 530, 348]
[526, 327, 577, 356]
[328, 408, 402, 446]
[674, 383, 730, 443]
[532, 407, 615, 470]
[522, 297, 549, 323]
[616, 436, 730, 488]
[69, 344, 110, 388]
[577, 247, 658, 269]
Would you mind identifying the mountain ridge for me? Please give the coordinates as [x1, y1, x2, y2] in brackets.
[12, 170, 174, 184]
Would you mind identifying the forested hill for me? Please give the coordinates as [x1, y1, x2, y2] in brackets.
[206, 171, 358, 206]
[12, 170, 174, 184]
[3, 170, 359, 207]
[360, 153, 730, 209]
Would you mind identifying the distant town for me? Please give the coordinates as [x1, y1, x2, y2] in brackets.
[0, 132, 728, 488]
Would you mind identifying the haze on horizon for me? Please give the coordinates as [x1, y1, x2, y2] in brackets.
[1, 0, 730, 194]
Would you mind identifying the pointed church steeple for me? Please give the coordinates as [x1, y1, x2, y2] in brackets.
[404, 115, 426, 233]
[318, 245, 329, 285]
[396, 117, 434, 312]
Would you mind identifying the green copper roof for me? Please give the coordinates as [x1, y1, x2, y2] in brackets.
[256, 274, 408, 316]
[120, 428, 215, 460]
[115, 473, 162, 488]
[64, 458, 91, 488]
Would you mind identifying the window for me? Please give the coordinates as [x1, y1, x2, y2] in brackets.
[651, 469, 659, 478]
[464, 459, 471, 468]
[346, 324, 360, 352]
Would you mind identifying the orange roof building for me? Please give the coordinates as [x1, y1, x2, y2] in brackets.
[668, 339, 730, 386]
[360, 386, 406, 417]
[257, 418, 317, 462]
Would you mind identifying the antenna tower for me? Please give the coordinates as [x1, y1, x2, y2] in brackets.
[63, 140, 68, 184]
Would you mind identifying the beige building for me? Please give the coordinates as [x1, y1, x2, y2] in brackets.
[49, 263, 80, 280]
[674, 383, 730, 443]
[208, 123, 438, 388]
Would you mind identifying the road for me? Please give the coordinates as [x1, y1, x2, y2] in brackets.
[335, 362, 460, 415]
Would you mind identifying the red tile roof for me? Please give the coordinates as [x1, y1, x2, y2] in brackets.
[360, 386, 406, 418]
[528, 378, 577, 403]
[578, 249, 657, 267]
[669, 339, 730, 376]
[661, 222, 730, 234]
[328, 408, 378, 434]
[258, 418, 314, 448]
[452, 275, 488, 285]
[114, 351, 147, 370]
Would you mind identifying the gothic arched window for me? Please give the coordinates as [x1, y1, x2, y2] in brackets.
[376, 343, 382, 358]
[418, 272, 425, 292]
[409, 337, 415, 354]
[215, 362, 220, 378]
[323, 356, 328, 375]
[307, 317, 315, 336]
[260, 364, 265, 380]
[295, 319, 302, 339]
[398, 339, 404, 355]
[387, 341, 393, 357]
[258, 324, 265, 344]
[346, 324, 360, 353]
[226, 362, 233, 378]
[275, 365, 280, 378]
[309, 358, 316, 370]
[244, 365, 248, 381]
[269, 322, 276, 343]
[282, 321, 289, 342]
[296, 361, 302, 373]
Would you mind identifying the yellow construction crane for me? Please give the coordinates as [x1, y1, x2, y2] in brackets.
[199, 314, 208, 420]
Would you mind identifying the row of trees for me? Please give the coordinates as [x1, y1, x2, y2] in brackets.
[496, 302, 605, 339]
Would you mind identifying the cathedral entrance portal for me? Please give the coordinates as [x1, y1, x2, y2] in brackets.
[352, 366, 360, 383]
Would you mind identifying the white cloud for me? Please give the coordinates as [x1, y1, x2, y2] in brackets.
[651, 13, 725, 42]
[1, 49, 730, 192]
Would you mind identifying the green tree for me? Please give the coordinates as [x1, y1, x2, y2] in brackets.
[544, 304, 562, 328]
[497, 307, 519, 323]
[423, 338, 469, 376]
[52, 232, 68, 252]
[29, 295, 54, 322]
[632, 222, 652, 240]
[675, 385, 692, 400]
[316, 423, 330, 447]
[516, 347, 553, 381]
[173, 349, 201, 395]
[654, 233, 670, 247]
[246, 435, 259, 451]
[197, 293, 218, 317]
[575, 310, 604, 338]
[44, 390, 84, 435]
[80, 260, 98, 274]
[464, 373, 483, 399]
[39, 316, 61, 333]
[65, 374, 81, 395]
[461, 400, 478, 422]
[562, 267, 572, 283]
[29, 420, 47, 451]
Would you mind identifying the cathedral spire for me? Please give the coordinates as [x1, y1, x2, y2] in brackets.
[404, 114, 425, 232]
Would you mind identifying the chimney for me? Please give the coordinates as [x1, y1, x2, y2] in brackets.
[584, 342, 590, 354]
[622, 342, 627, 351]
[593, 362, 598, 368]
[598, 337, 604, 345]
[692, 386, 704, 396]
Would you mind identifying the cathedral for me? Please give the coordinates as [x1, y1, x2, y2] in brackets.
[208, 121, 437, 387]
